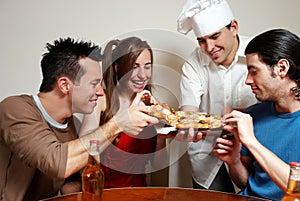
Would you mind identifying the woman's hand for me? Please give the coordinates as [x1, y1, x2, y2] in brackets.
[131, 90, 158, 106]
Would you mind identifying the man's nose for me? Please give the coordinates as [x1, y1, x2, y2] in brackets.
[206, 40, 214, 52]
[96, 84, 105, 97]
[245, 73, 253, 85]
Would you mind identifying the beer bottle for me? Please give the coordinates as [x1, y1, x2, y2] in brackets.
[281, 162, 300, 201]
[82, 140, 104, 201]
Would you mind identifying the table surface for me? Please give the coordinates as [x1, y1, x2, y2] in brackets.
[42, 187, 270, 201]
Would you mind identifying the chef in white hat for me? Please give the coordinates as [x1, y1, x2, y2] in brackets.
[177, 0, 257, 192]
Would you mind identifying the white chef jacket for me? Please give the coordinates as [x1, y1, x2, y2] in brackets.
[179, 35, 257, 188]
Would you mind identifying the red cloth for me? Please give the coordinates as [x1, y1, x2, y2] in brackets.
[101, 127, 157, 188]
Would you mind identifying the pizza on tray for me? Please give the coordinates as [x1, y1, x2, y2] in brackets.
[147, 104, 222, 130]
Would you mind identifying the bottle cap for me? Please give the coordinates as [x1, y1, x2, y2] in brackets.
[290, 162, 300, 167]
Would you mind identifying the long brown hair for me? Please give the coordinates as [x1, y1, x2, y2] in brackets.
[101, 37, 153, 125]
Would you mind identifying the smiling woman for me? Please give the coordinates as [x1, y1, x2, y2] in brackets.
[79, 36, 169, 188]
[101, 37, 154, 124]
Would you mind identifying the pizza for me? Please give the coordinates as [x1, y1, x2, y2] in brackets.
[174, 111, 222, 129]
[147, 105, 222, 130]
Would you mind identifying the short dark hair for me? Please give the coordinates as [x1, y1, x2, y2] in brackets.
[39, 37, 102, 92]
[245, 29, 300, 100]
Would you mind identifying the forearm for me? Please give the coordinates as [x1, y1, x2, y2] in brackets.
[65, 117, 121, 178]
[227, 158, 250, 189]
[213, 135, 251, 189]
[245, 139, 289, 191]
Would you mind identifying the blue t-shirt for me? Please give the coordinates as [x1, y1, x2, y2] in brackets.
[240, 102, 300, 201]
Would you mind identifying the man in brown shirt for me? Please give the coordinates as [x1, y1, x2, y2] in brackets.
[0, 38, 159, 201]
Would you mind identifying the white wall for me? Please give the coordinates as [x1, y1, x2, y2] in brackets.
[1, 0, 300, 101]
[1, 0, 300, 188]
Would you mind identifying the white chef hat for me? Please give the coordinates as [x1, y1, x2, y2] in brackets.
[177, 0, 234, 37]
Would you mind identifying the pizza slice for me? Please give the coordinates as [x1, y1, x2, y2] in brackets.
[146, 104, 178, 125]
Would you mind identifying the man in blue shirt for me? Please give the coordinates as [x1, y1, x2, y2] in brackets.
[213, 29, 300, 201]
